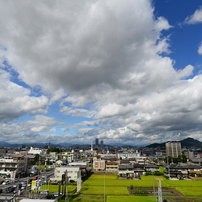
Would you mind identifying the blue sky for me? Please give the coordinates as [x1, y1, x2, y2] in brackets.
[0, 0, 202, 146]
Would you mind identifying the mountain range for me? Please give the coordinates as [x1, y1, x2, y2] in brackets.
[0, 137, 201, 148]
[146, 137, 202, 148]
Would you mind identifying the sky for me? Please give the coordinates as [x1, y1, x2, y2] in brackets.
[0, 0, 202, 146]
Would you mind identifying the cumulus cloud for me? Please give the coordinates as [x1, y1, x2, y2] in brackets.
[60, 106, 96, 118]
[0, 69, 49, 122]
[154, 17, 172, 32]
[0, 0, 201, 145]
[0, 114, 65, 143]
[184, 7, 202, 24]
[198, 43, 202, 55]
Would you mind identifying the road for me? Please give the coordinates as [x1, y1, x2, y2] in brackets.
[0, 169, 54, 198]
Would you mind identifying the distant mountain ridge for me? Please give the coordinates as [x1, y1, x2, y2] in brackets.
[0, 141, 72, 148]
[146, 137, 202, 148]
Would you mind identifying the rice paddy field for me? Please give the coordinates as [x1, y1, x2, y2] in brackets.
[83, 174, 168, 187]
[43, 173, 202, 202]
[107, 196, 157, 202]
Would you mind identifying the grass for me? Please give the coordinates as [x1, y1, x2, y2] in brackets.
[164, 197, 202, 202]
[175, 187, 202, 196]
[159, 167, 166, 172]
[70, 195, 105, 202]
[39, 184, 76, 193]
[107, 196, 157, 202]
[37, 173, 202, 202]
[166, 180, 202, 187]
[83, 175, 168, 187]
[80, 186, 128, 195]
[89, 174, 117, 180]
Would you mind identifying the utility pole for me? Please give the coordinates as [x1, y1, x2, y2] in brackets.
[151, 169, 155, 197]
[157, 179, 162, 202]
[104, 171, 105, 202]
[77, 170, 82, 192]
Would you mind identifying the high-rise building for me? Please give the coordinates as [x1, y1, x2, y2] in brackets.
[166, 142, 182, 158]
[95, 138, 99, 147]
[100, 140, 104, 148]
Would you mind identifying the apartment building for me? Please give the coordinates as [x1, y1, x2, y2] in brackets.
[166, 142, 182, 158]
[0, 155, 27, 178]
[51, 166, 81, 182]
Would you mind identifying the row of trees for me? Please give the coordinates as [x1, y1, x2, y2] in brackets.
[164, 155, 187, 164]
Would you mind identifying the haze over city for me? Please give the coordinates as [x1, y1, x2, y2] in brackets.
[0, 0, 202, 146]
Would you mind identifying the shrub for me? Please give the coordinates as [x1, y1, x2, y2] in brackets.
[154, 171, 163, 176]
[133, 190, 148, 195]
[145, 171, 152, 175]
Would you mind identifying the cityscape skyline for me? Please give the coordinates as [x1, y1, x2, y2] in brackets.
[0, 0, 202, 145]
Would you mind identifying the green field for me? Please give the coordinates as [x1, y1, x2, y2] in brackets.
[41, 173, 202, 202]
[88, 174, 117, 180]
[80, 186, 128, 195]
[107, 196, 156, 202]
[83, 174, 168, 187]
[40, 184, 76, 193]
[175, 187, 202, 196]
[166, 180, 202, 187]
[71, 195, 104, 202]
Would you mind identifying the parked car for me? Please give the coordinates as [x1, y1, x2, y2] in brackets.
[53, 192, 62, 197]
[2, 180, 10, 185]
[40, 190, 49, 196]
[46, 194, 55, 199]
[6, 187, 15, 193]
[28, 179, 32, 183]
[33, 176, 38, 180]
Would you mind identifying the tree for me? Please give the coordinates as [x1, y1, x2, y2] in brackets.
[47, 147, 61, 153]
[34, 154, 41, 164]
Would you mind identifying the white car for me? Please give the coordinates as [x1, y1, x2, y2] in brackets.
[2, 181, 10, 185]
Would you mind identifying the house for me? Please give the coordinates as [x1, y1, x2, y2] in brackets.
[118, 150, 141, 159]
[144, 164, 159, 172]
[164, 164, 201, 179]
[58, 151, 76, 163]
[28, 147, 46, 155]
[118, 163, 145, 178]
[133, 164, 145, 177]
[105, 161, 118, 172]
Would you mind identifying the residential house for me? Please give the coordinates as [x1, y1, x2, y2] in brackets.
[144, 164, 159, 172]
[105, 161, 118, 172]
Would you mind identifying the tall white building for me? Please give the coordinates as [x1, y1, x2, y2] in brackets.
[166, 142, 182, 158]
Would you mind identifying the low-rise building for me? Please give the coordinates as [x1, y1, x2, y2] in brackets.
[0, 155, 27, 178]
[105, 161, 118, 172]
[51, 166, 81, 182]
[93, 160, 105, 171]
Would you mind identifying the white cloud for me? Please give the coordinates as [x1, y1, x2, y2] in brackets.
[198, 43, 202, 55]
[0, 69, 49, 122]
[184, 7, 202, 24]
[0, 0, 201, 145]
[154, 17, 172, 32]
[60, 106, 96, 118]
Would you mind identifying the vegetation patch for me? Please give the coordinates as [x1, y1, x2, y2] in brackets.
[40, 184, 76, 193]
[175, 187, 202, 196]
[80, 186, 128, 195]
[107, 196, 156, 202]
[166, 180, 202, 187]
[132, 190, 149, 195]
